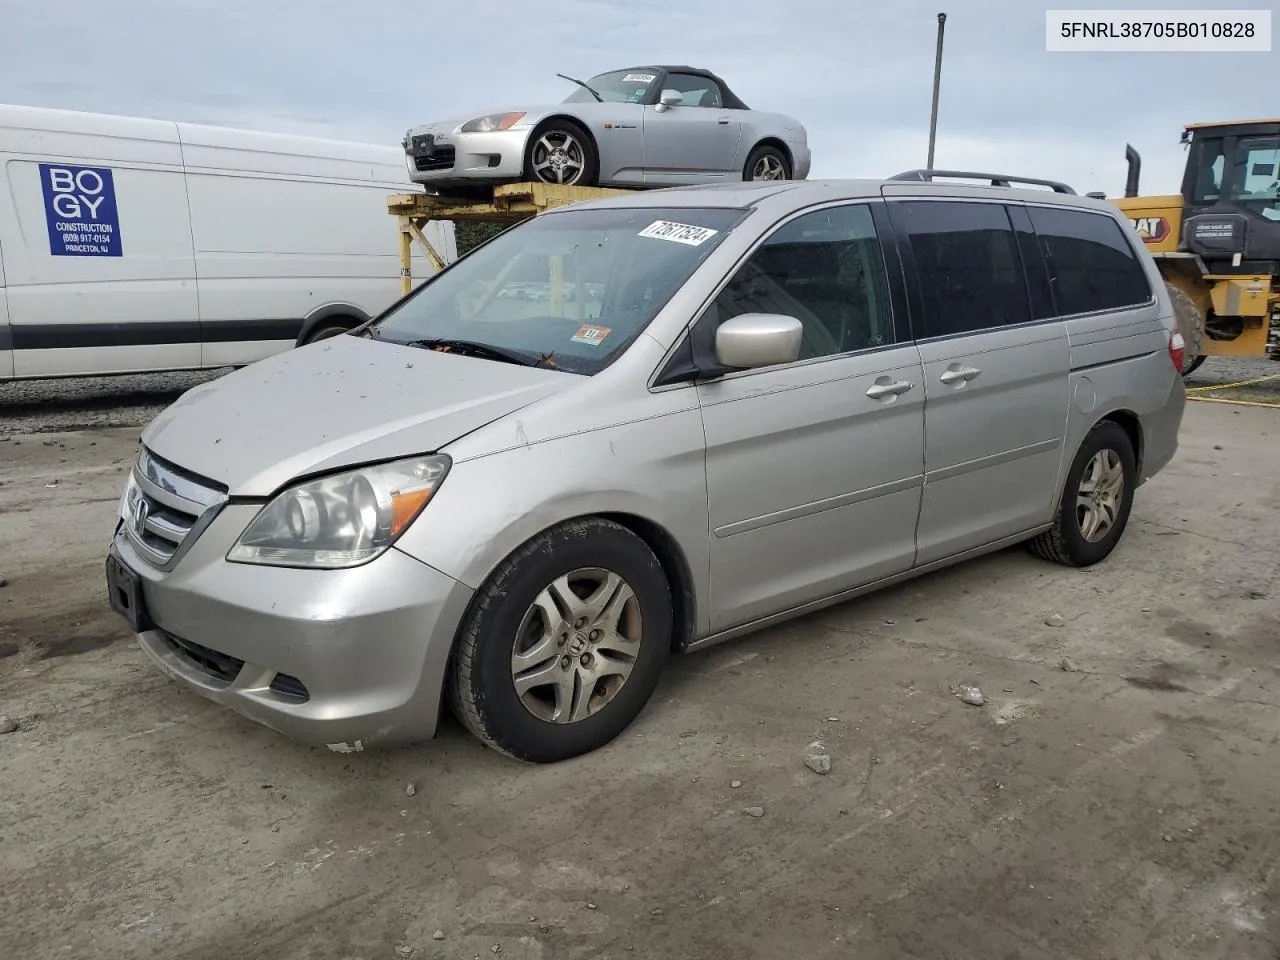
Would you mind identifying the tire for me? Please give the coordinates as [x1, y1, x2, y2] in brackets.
[743, 143, 791, 181]
[1184, 354, 1207, 376]
[1166, 283, 1205, 376]
[1026, 420, 1137, 568]
[447, 517, 672, 763]
[301, 321, 353, 345]
[524, 121, 598, 187]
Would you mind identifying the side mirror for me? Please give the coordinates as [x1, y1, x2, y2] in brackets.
[655, 90, 683, 111]
[714, 313, 803, 369]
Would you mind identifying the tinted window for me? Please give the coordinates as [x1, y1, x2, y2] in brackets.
[895, 201, 1031, 337]
[709, 203, 895, 360]
[664, 73, 723, 107]
[1027, 206, 1153, 315]
[373, 206, 747, 375]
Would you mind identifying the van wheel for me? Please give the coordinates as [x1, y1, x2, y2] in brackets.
[1027, 420, 1136, 568]
[447, 518, 672, 763]
[301, 322, 352, 345]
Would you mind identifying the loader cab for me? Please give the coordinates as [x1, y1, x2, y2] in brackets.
[1178, 120, 1280, 272]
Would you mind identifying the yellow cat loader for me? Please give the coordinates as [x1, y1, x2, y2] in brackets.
[1106, 119, 1280, 376]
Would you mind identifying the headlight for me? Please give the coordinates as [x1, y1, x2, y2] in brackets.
[460, 112, 525, 133]
[226, 455, 450, 569]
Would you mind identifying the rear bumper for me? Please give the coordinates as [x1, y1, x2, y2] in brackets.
[1139, 374, 1186, 483]
[109, 504, 475, 751]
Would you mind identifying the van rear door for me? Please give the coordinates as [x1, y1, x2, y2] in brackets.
[0, 229, 12, 380]
[0, 108, 200, 378]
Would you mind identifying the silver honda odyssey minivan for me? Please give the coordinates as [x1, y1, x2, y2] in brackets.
[105, 173, 1186, 762]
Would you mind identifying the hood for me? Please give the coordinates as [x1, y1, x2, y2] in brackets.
[140, 335, 576, 497]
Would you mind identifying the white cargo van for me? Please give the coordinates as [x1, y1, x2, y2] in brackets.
[0, 104, 457, 381]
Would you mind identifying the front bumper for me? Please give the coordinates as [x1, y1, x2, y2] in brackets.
[107, 501, 474, 751]
[404, 127, 529, 184]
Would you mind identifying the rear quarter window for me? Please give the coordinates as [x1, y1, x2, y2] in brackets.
[1026, 205, 1153, 316]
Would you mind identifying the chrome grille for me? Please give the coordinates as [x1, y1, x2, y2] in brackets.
[121, 447, 228, 569]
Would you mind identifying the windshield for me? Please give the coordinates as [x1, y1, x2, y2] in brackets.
[370, 206, 749, 375]
[562, 69, 659, 104]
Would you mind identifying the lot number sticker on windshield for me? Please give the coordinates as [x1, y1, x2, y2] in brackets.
[571, 324, 612, 347]
[638, 220, 719, 246]
[623, 73, 656, 83]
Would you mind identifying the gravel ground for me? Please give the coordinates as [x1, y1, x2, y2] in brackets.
[2, 402, 1279, 960]
[0, 369, 231, 435]
[1185, 355, 1280, 405]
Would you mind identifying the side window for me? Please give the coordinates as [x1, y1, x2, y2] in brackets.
[664, 73, 723, 108]
[1026, 205, 1153, 316]
[709, 203, 895, 360]
[894, 200, 1032, 337]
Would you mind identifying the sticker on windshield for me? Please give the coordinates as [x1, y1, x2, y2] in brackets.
[571, 324, 612, 347]
[638, 219, 720, 246]
[623, 73, 656, 83]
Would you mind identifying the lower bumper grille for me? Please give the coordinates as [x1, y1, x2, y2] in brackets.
[414, 146, 455, 172]
[161, 632, 243, 684]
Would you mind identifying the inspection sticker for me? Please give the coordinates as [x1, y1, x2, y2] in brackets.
[571, 324, 612, 346]
[623, 73, 656, 82]
[638, 220, 719, 246]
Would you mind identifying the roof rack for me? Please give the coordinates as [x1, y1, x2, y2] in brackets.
[887, 169, 1077, 195]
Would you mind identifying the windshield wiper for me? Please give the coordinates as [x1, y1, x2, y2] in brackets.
[557, 72, 603, 103]
[404, 337, 546, 367]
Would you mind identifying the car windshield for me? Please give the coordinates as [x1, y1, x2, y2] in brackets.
[562, 69, 659, 104]
[369, 206, 749, 375]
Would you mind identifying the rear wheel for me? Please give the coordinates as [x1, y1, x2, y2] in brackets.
[743, 144, 791, 181]
[1026, 420, 1137, 568]
[447, 517, 672, 763]
[300, 321, 354, 345]
[524, 121, 598, 187]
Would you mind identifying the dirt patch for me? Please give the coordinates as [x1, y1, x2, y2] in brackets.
[36, 632, 121, 659]
[1125, 674, 1190, 692]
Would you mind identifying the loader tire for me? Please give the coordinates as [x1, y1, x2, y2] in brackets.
[1167, 283, 1205, 377]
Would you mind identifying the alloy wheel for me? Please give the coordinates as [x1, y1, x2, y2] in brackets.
[1076, 449, 1125, 542]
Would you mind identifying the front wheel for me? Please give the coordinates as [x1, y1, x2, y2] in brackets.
[524, 122, 599, 187]
[447, 518, 672, 763]
[1026, 420, 1137, 567]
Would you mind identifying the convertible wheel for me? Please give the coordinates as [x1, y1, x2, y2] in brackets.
[447, 517, 672, 763]
[744, 144, 791, 181]
[1026, 420, 1136, 568]
[525, 121, 598, 187]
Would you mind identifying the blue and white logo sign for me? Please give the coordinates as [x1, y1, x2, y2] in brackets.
[39, 163, 123, 257]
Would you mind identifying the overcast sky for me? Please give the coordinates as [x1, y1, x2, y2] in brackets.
[1, 0, 1274, 198]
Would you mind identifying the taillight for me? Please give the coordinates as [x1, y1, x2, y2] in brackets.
[1168, 330, 1185, 373]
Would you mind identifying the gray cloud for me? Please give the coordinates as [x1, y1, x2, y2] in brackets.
[1, 0, 1274, 195]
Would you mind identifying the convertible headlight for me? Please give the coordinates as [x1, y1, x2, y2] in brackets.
[226, 455, 451, 569]
[460, 112, 525, 133]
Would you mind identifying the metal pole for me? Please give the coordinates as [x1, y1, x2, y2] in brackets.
[927, 12, 947, 170]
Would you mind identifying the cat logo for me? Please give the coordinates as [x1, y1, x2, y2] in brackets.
[1128, 216, 1170, 243]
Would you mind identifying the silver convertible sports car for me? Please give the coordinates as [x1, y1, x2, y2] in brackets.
[401, 65, 811, 191]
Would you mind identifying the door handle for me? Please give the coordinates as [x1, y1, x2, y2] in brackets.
[939, 365, 981, 385]
[865, 379, 914, 399]
[717, 117, 730, 124]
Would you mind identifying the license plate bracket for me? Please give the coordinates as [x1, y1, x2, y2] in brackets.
[411, 134, 436, 158]
[106, 549, 154, 634]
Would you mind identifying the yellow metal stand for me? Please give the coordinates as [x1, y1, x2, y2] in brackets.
[389, 182, 635, 295]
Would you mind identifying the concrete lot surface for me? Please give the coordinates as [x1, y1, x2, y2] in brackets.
[1, 397, 1278, 960]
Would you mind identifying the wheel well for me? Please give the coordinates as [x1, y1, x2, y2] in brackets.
[528, 115, 599, 161]
[297, 312, 363, 346]
[599, 512, 697, 654]
[749, 137, 794, 172]
[1099, 409, 1144, 476]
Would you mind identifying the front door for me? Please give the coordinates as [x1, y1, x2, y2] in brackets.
[884, 196, 1071, 565]
[695, 201, 926, 633]
[643, 72, 743, 184]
